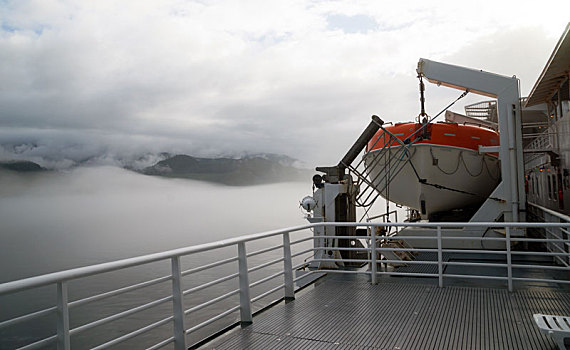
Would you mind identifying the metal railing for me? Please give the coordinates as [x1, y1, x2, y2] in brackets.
[0, 225, 316, 350]
[2, 208, 570, 349]
[465, 100, 497, 122]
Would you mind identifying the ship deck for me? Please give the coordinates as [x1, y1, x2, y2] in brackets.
[205, 273, 570, 350]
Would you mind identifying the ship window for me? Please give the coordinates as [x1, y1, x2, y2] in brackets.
[550, 175, 558, 200]
[548, 175, 553, 199]
[564, 172, 570, 190]
[528, 175, 532, 194]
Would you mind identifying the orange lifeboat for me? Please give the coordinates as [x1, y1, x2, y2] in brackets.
[363, 122, 500, 218]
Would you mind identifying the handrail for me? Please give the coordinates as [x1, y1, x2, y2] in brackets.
[2, 221, 569, 296]
[2, 215, 570, 350]
[528, 202, 570, 222]
[0, 223, 315, 295]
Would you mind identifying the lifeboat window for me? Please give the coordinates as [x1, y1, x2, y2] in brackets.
[564, 171, 570, 190]
[553, 175, 558, 200]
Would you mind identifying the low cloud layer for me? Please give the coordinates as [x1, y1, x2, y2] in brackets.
[0, 1, 567, 166]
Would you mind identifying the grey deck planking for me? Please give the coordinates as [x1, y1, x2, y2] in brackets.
[205, 277, 570, 349]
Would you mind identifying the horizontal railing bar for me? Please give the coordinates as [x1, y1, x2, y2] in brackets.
[381, 260, 438, 265]
[184, 289, 240, 315]
[511, 277, 570, 284]
[312, 258, 370, 263]
[185, 305, 240, 335]
[441, 249, 507, 254]
[443, 261, 508, 267]
[444, 274, 507, 281]
[367, 222, 570, 228]
[510, 237, 570, 242]
[4, 221, 570, 294]
[314, 269, 370, 275]
[511, 251, 570, 257]
[181, 256, 238, 276]
[17, 335, 57, 350]
[0, 306, 56, 330]
[310, 236, 370, 240]
[376, 236, 438, 240]
[70, 296, 172, 335]
[248, 257, 284, 273]
[291, 248, 314, 258]
[290, 236, 314, 245]
[376, 248, 439, 253]
[146, 336, 174, 350]
[251, 283, 285, 303]
[70, 275, 172, 309]
[373, 271, 439, 277]
[511, 264, 570, 270]
[91, 316, 173, 350]
[247, 244, 284, 258]
[182, 273, 239, 296]
[250, 271, 285, 289]
[442, 236, 507, 241]
[313, 247, 371, 252]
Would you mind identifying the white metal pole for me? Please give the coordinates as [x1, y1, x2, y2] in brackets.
[56, 281, 70, 350]
[237, 242, 252, 325]
[171, 256, 187, 350]
[506, 227, 513, 292]
[507, 103, 520, 222]
[282, 233, 295, 300]
[437, 226, 443, 288]
[371, 227, 377, 285]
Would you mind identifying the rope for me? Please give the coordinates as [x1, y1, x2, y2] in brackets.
[419, 179, 505, 202]
[429, 147, 492, 178]
[404, 90, 469, 144]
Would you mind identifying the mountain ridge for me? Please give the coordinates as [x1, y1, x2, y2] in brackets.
[142, 154, 311, 186]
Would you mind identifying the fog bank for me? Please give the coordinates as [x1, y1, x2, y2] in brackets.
[0, 167, 311, 282]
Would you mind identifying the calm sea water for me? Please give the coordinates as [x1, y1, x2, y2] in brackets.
[0, 167, 314, 349]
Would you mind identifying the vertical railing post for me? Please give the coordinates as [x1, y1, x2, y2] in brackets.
[437, 226, 443, 288]
[506, 226, 513, 292]
[56, 281, 70, 350]
[546, 213, 554, 263]
[171, 256, 187, 350]
[560, 219, 570, 264]
[371, 226, 377, 285]
[237, 242, 252, 325]
[283, 232, 295, 301]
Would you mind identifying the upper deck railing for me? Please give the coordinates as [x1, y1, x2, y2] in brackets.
[1, 204, 570, 349]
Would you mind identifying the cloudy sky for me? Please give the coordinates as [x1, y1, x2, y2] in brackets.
[0, 0, 568, 167]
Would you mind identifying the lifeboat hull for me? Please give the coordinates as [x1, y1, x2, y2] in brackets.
[363, 122, 500, 216]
